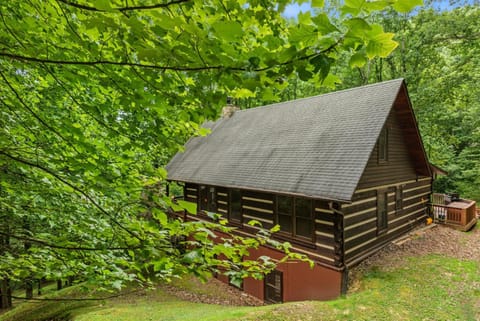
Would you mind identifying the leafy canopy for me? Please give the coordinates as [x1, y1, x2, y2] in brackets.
[0, 0, 420, 291]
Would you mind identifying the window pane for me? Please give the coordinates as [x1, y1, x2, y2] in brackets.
[265, 270, 282, 303]
[278, 213, 293, 233]
[199, 185, 208, 211]
[295, 198, 312, 218]
[277, 196, 293, 214]
[230, 189, 241, 222]
[379, 127, 388, 161]
[296, 217, 313, 238]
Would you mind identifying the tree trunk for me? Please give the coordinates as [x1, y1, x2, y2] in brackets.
[0, 279, 11, 309]
[57, 279, 63, 290]
[0, 235, 12, 309]
[37, 278, 43, 296]
[25, 279, 33, 299]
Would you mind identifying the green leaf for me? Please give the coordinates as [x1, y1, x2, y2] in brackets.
[321, 74, 341, 89]
[289, 25, 317, 45]
[341, 0, 366, 16]
[94, 0, 112, 10]
[349, 52, 367, 68]
[112, 280, 123, 290]
[278, 46, 298, 62]
[177, 200, 197, 215]
[298, 67, 313, 81]
[229, 275, 243, 288]
[231, 88, 256, 98]
[366, 26, 398, 58]
[312, 13, 339, 35]
[247, 219, 262, 227]
[364, 0, 391, 11]
[261, 87, 277, 101]
[212, 21, 243, 42]
[152, 208, 168, 225]
[197, 127, 211, 137]
[345, 18, 371, 39]
[298, 11, 312, 26]
[393, 0, 423, 13]
[310, 54, 332, 80]
[312, 0, 325, 8]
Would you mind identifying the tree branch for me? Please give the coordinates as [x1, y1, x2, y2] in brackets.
[0, 52, 225, 71]
[0, 150, 145, 243]
[0, 69, 81, 154]
[0, 231, 142, 251]
[57, 0, 190, 12]
[0, 47, 340, 73]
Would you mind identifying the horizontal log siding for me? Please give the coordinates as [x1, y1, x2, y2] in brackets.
[241, 191, 274, 228]
[184, 183, 198, 202]
[178, 183, 340, 266]
[216, 187, 229, 215]
[356, 110, 417, 190]
[343, 177, 431, 265]
[314, 200, 339, 265]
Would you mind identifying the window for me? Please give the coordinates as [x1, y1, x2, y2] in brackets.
[199, 185, 208, 212]
[377, 189, 388, 233]
[264, 270, 283, 303]
[277, 196, 293, 233]
[229, 189, 242, 223]
[208, 187, 217, 212]
[395, 185, 403, 213]
[198, 186, 218, 214]
[378, 127, 388, 162]
[276, 196, 313, 239]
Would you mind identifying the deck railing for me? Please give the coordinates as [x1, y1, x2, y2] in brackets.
[432, 193, 477, 231]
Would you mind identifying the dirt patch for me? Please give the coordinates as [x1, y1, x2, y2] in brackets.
[164, 277, 263, 306]
[349, 223, 480, 293]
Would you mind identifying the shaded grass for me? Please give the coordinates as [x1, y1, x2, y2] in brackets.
[1, 254, 479, 321]
[0, 284, 100, 321]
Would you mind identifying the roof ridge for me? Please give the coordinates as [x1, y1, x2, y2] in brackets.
[234, 78, 404, 114]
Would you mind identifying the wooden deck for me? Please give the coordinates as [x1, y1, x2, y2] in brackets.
[432, 194, 477, 231]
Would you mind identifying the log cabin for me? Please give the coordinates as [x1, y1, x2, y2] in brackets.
[166, 78, 432, 303]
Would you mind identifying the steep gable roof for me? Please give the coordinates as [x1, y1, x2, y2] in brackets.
[166, 79, 429, 202]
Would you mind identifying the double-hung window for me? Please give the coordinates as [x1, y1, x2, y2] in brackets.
[276, 196, 314, 240]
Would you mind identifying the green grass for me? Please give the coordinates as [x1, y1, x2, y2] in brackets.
[74, 300, 254, 321]
[1, 255, 479, 321]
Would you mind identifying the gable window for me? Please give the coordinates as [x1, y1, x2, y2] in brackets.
[377, 189, 388, 234]
[229, 189, 242, 223]
[378, 127, 388, 162]
[276, 196, 313, 240]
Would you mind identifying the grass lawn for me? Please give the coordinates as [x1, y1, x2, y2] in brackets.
[1, 254, 479, 321]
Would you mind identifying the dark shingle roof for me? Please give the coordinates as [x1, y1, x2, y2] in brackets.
[166, 79, 405, 201]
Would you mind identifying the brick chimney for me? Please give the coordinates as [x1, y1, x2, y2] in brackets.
[221, 96, 240, 118]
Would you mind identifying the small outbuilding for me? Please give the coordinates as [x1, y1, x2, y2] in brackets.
[166, 78, 433, 302]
